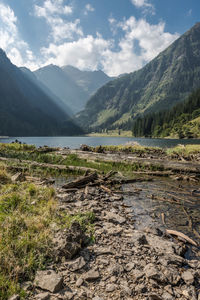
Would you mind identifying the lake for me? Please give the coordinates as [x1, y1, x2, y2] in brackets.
[0, 136, 200, 149]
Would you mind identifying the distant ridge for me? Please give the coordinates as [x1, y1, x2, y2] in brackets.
[76, 22, 200, 131]
[0, 49, 82, 136]
[34, 65, 112, 114]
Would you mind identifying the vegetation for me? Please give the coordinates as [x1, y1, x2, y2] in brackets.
[0, 153, 95, 299]
[76, 23, 200, 132]
[132, 87, 200, 138]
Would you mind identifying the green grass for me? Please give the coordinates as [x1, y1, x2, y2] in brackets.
[0, 167, 95, 299]
[166, 144, 200, 157]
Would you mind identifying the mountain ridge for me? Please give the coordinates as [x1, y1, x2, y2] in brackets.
[0, 49, 82, 136]
[34, 64, 112, 114]
[76, 22, 200, 131]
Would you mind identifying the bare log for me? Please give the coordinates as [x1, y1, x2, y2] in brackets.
[62, 172, 98, 189]
[166, 229, 198, 247]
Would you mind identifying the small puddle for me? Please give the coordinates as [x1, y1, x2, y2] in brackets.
[122, 177, 200, 259]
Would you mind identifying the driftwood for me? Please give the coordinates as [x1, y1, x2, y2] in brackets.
[161, 213, 166, 225]
[100, 185, 113, 194]
[166, 229, 198, 247]
[62, 172, 98, 189]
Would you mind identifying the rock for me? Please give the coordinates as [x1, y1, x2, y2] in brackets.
[146, 233, 184, 256]
[162, 267, 181, 285]
[92, 297, 104, 300]
[132, 269, 144, 282]
[63, 291, 74, 299]
[103, 222, 123, 236]
[181, 270, 194, 285]
[34, 293, 50, 300]
[66, 256, 86, 271]
[34, 270, 63, 293]
[149, 294, 162, 300]
[107, 264, 124, 276]
[8, 296, 20, 300]
[53, 222, 85, 260]
[84, 269, 100, 281]
[106, 283, 117, 292]
[94, 247, 113, 256]
[76, 277, 84, 287]
[104, 212, 126, 224]
[144, 263, 161, 281]
[162, 292, 174, 300]
[11, 172, 24, 182]
[125, 262, 135, 272]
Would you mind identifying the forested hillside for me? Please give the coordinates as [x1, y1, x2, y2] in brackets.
[132, 87, 200, 138]
[77, 23, 200, 132]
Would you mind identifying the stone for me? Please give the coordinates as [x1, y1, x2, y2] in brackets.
[34, 270, 63, 293]
[84, 269, 100, 281]
[11, 172, 24, 182]
[63, 291, 74, 299]
[53, 222, 85, 260]
[125, 262, 135, 272]
[8, 296, 20, 300]
[144, 263, 160, 280]
[34, 293, 50, 300]
[92, 297, 104, 300]
[181, 270, 194, 285]
[94, 247, 113, 256]
[162, 292, 174, 300]
[149, 294, 162, 300]
[132, 269, 144, 282]
[104, 212, 126, 224]
[66, 256, 86, 271]
[76, 277, 84, 287]
[106, 283, 117, 292]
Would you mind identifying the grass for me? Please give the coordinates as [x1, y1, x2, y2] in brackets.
[87, 130, 133, 137]
[0, 165, 95, 299]
[166, 144, 200, 157]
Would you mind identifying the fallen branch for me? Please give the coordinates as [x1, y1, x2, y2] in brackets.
[100, 185, 113, 194]
[62, 172, 98, 189]
[166, 229, 198, 247]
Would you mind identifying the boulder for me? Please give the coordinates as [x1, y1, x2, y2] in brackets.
[34, 270, 63, 293]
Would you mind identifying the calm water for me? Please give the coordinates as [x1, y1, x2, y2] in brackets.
[0, 136, 200, 149]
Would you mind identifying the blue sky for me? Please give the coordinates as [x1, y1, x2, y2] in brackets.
[0, 0, 199, 76]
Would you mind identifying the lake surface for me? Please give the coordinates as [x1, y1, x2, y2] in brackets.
[0, 136, 200, 149]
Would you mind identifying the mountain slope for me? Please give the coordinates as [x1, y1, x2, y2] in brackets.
[62, 65, 113, 96]
[20, 67, 73, 116]
[77, 22, 200, 131]
[0, 50, 82, 136]
[34, 65, 89, 114]
[132, 87, 200, 138]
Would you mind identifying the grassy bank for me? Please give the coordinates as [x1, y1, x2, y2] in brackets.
[0, 163, 94, 299]
[87, 130, 133, 137]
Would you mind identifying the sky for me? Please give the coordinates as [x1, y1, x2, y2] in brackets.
[0, 0, 199, 76]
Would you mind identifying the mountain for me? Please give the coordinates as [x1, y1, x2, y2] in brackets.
[132, 87, 200, 138]
[76, 22, 200, 131]
[62, 65, 113, 96]
[34, 65, 112, 114]
[20, 67, 73, 116]
[0, 49, 82, 136]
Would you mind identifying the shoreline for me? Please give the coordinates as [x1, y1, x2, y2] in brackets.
[30, 179, 200, 300]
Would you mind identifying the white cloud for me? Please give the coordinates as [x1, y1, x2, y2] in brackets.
[0, 3, 37, 69]
[131, 0, 155, 14]
[34, 0, 82, 42]
[41, 17, 179, 76]
[41, 35, 112, 70]
[84, 4, 95, 15]
[34, 0, 73, 18]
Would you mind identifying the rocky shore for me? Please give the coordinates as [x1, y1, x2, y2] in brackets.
[18, 183, 200, 300]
